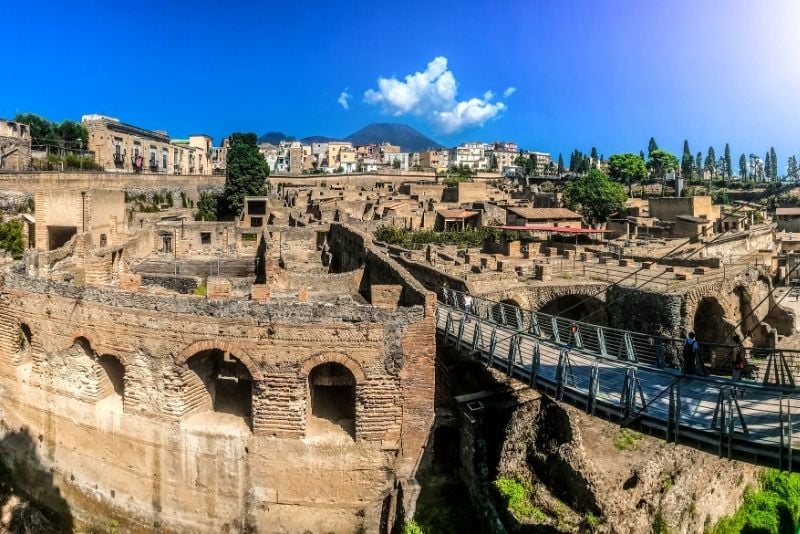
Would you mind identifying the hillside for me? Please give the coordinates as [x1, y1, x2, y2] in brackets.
[344, 123, 443, 152]
[256, 131, 295, 145]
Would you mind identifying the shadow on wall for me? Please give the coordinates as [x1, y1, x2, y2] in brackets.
[0, 428, 73, 533]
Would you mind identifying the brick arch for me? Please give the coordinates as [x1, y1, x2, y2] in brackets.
[176, 340, 263, 380]
[299, 352, 366, 383]
[65, 331, 131, 367]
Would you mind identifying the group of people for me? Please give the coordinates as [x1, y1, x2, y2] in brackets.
[682, 332, 747, 381]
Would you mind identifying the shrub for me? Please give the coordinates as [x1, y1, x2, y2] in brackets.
[402, 520, 424, 534]
[0, 219, 25, 259]
[711, 470, 800, 534]
[494, 476, 547, 522]
[612, 429, 644, 451]
[193, 284, 207, 297]
[196, 191, 218, 221]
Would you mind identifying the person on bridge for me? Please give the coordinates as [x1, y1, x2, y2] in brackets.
[731, 334, 747, 382]
[463, 293, 473, 322]
[683, 332, 699, 375]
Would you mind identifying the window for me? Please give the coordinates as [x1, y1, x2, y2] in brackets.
[99, 233, 107, 247]
[251, 217, 263, 228]
[161, 234, 173, 253]
[200, 232, 211, 245]
[162, 150, 168, 169]
[133, 142, 141, 158]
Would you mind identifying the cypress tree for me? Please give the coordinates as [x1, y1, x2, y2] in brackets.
[787, 155, 798, 181]
[724, 143, 732, 179]
[557, 153, 565, 177]
[681, 140, 693, 178]
[770, 147, 778, 179]
[739, 153, 748, 180]
[695, 152, 702, 175]
[705, 147, 716, 177]
[648, 137, 658, 157]
[765, 151, 773, 180]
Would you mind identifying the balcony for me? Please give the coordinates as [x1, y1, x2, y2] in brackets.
[149, 160, 159, 171]
[173, 164, 183, 175]
[113, 151, 126, 166]
[131, 155, 144, 172]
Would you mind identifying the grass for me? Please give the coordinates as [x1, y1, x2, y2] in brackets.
[402, 520, 424, 534]
[711, 470, 800, 534]
[652, 512, 672, 534]
[193, 284, 207, 297]
[612, 429, 645, 451]
[660, 477, 673, 493]
[559, 272, 574, 280]
[494, 476, 547, 522]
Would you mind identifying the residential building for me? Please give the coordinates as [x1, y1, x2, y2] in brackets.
[419, 149, 450, 171]
[385, 152, 410, 170]
[486, 141, 519, 172]
[0, 118, 32, 171]
[211, 138, 229, 175]
[505, 207, 583, 228]
[82, 115, 212, 175]
[258, 143, 279, 171]
[449, 142, 488, 170]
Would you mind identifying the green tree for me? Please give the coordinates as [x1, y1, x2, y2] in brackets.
[639, 149, 646, 162]
[770, 147, 778, 179]
[765, 150, 773, 181]
[57, 120, 89, 148]
[489, 154, 498, 171]
[392, 158, 401, 169]
[590, 146, 599, 167]
[724, 143, 732, 179]
[705, 146, 716, 177]
[788, 156, 798, 181]
[739, 153, 748, 180]
[608, 153, 647, 195]
[563, 168, 627, 223]
[557, 153, 564, 177]
[220, 132, 269, 218]
[648, 137, 659, 157]
[695, 152, 702, 175]
[647, 149, 679, 195]
[681, 140, 693, 179]
[195, 191, 218, 221]
[0, 219, 24, 259]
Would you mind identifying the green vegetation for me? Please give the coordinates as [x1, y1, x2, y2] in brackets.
[651, 512, 672, 534]
[375, 226, 498, 249]
[220, 132, 269, 218]
[193, 284, 207, 297]
[711, 470, 800, 534]
[582, 512, 600, 532]
[15, 112, 88, 151]
[612, 429, 644, 451]
[608, 153, 647, 195]
[0, 219, 25, 259]
[402, 520, 424, 534]
[494, 476, 547, 522]
[31, 153, 101, 171]
[195, 191, 218, 221]
[563, 168, 627, 223]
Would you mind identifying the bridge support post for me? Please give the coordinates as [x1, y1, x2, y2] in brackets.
[487, 328, 497, 368]
[551, 317, 561, 343]
[668, 382, 681, 443]
[529, 342, 540, 387]
[597, 327, 607, 357]
[456, 316, 466, 350]
[620, 367, 646, 418]
[507, 334, 520, 376]
[443, 311, 454, 346]
[588, 361, 599, 416]
[556, 349, 575, 401]
[529, 312, 541, 337]
[471, 321, 482, 351]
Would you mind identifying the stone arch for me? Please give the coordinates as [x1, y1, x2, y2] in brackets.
[55, 337, 126, 407]
[537, 294, 608, 325]
[306, 361, 357, 440]
[13, 322, 33, 365]
[299, 352, 366, 383]
[177, 340, 263, 380]
[182, 347, 254, 429]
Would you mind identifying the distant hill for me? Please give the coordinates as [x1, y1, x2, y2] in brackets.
[257, 123, 443, 152]
[257, 131, 295, 145]
[300, 135, 338, 144]
[344, 123, 444, 152]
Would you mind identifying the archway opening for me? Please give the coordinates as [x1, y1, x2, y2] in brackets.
[98, 355, 125, 397]
[433, 425, 460, 472]
[694, 297, 731, 368]
[17, 324, 32, 351]
[539, 294, 607, 325]
[308, 362, 356, 440]
[187, 349, 253, 427]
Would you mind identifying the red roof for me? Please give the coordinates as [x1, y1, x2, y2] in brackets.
[490, 225, 612, 234]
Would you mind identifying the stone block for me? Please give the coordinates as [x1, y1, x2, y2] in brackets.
[675, 272, 692, 280]
[251, 284, 270, 302]
[641, 261, 653, 270]
[206, 276, 232, 299]
[298, 286, 308, 303]
[371, 284, 401, 309]
[619, 259, 629, 267]
[694, 266, 708, 275]
[119, 273, 141, 291]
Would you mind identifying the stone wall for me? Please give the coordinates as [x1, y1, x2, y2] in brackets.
[0, 223, 437, 532]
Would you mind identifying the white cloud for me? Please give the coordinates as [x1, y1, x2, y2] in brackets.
[503, 86, 517, 98]
[337, 91, 352, 110]
[364, 56, 508, 133]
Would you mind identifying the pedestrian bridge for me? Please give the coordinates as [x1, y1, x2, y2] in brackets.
[437, 288, 800, 471]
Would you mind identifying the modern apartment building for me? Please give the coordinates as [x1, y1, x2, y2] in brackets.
[449, 142, 488, 170]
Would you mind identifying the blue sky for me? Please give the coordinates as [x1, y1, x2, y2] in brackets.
[4, 0, 800, 167]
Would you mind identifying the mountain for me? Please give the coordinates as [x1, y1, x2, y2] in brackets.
[257, 131, 295, 145]
[300, 135, 339, 144]
[344, 123, 444, 152]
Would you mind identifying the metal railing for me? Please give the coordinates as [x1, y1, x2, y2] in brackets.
[436, 297, 800, 470]
[440, 288, 800, 386]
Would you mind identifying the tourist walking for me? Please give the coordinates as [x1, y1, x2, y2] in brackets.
[463, 293, 473, 322]
[682, 332, 699, 375]
[731, 334, 747, 382]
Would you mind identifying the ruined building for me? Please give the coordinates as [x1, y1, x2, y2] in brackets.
[0, 188, 435, 532]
